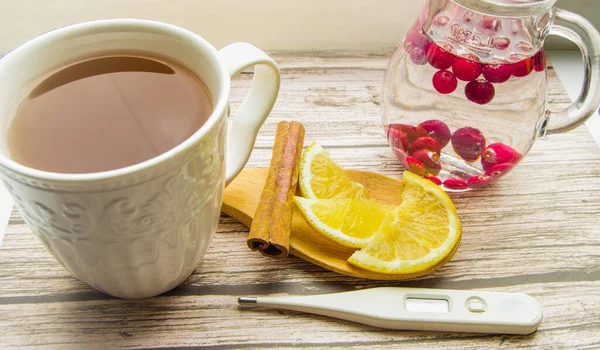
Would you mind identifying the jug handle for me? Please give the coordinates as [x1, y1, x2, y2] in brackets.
[545, 9, 600, 135]
[218, 43, 281, 186]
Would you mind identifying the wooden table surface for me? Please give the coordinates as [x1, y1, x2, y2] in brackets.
[1, 51, 600, 349]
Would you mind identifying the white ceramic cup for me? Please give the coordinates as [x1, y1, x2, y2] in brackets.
[0, 19, 280, 299]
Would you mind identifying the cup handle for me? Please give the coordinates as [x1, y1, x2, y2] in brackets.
[218, 42, 280, 185]
[545, 9, 600, 135]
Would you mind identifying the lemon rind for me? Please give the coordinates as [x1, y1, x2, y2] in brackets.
[298, 142, 322, 199]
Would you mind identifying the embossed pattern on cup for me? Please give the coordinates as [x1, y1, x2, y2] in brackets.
[0, 117, 225, 299]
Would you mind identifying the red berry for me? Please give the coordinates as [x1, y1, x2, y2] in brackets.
[403, 156, 425, 176]
[533, 49, 546, 72]
[432, 70, 458, 94]
[484, 162, 514, 177]
[451, 127, 486, 162]
[492, 37, 511, 50]
[511, 57, 533, 77]
[386, 124, 428, 149]
[386, 125, 410, 152]
[411, 149, 441, 176]
[482, 16, 502, 31]
[424, 175, 442, 185]
[418, 120, 451, 148]
[452, 57, 482, 81]
[412, 125, 429, 142]
[427, 44, 455, 70]
[464, 79, 495, 104]
[443, 178, 468, 190]
[481, 143, 521, 170]
[395, 124, 428, 144]
[409, 47, 429, 65]
[467, 175, 489, 189]
[405, 30, 431, 65]
[482, 64, 512, 83]
[404, 29, 431, 52]
[411, 136, 442, 155]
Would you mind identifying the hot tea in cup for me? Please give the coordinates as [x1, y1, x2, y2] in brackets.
[9, 54, 212, 173]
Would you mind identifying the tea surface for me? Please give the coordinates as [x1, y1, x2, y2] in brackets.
[7, 55, 212, 173]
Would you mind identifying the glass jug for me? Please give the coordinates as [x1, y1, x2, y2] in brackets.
[382, 0, 600, 191]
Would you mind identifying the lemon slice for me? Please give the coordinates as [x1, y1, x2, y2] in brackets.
[294, 196, 394, 248]
[347, 171, 461, 274]
[299, 142, 368, 199]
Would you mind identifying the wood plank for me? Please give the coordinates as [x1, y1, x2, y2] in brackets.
[0, 283, 599, 349]
[0, 51, 599, 348]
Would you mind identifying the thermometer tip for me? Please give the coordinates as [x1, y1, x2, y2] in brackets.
[238, 297, 257, 304]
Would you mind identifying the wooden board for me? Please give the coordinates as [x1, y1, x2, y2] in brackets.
[222, 167, 460, 280]
[1, 51, 599, 349]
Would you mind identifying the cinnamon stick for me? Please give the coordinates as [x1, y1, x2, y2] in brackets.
[247, 121, 305, 258]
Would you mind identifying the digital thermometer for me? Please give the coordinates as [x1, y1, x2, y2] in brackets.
[238, 287, 542, 334]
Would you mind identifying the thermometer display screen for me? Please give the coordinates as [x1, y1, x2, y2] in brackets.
[405, 298, 449, 313]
